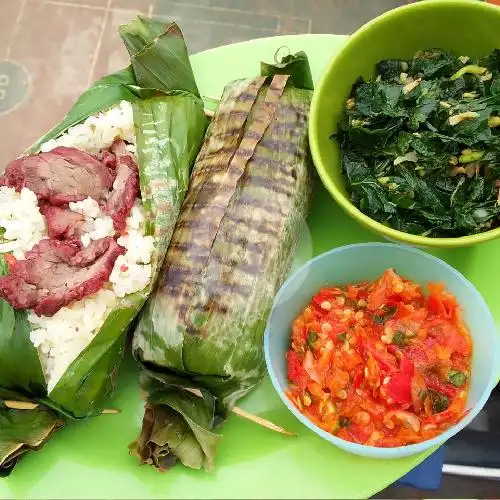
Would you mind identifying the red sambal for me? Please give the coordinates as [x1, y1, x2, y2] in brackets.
[286, 269, 472, 447]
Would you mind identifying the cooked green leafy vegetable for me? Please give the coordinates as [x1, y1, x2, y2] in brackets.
[338, 48, 500, 237]
[337, 332, 347, 343]
[373, 305, 397, 325]
[307, 332, 318, 349]
[428, 389, 450, 414]
[448, 369, 467, 387]
[339, 416, 350, 428]
[392, 331, 407, 347]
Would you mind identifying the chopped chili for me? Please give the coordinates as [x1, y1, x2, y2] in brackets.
[286, 269, 472, 447]
[3, 253, 16, 271]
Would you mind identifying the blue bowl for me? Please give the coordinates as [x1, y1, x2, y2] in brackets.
[264, 243, 499, 459]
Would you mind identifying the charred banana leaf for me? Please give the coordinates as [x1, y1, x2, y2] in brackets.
[131, 51, 314, 471]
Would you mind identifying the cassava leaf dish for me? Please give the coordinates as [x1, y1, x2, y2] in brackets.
[130, 50, 314, 472]
[338, 48, 500, 238]
[0, 17, 207, 475]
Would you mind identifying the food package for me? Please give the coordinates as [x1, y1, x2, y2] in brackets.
[130, 51, 314, 471]
[0, 17, 207, 475]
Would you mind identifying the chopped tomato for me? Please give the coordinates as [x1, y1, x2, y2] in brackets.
[352, 367, 364, 389]
[384, 357, 414, 407]
[303, 350, 322, 384]
[411, 370, 427, 413]
[427, 293, 447, 317]
[365, 353, 381, 390]
[327, 321, 349, 338]
[365, 346, 396, 373]
[346, 285, 359, 300]
[287, 351, 308, 389]
[286, 269, 472, 448]
[424, 374, 457, 399]
[348, 422, 375, 444]
[393, 303, 414, 320]
[422, 409, 458, 426]
[405, 345, 431, 370]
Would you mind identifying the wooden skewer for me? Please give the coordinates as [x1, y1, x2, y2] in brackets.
[4, 400, 39, 410]
[231, 406, 296, 437]
[100, 408, 121, 415]
[4, 400, 120, 415]
[185, 388, 296, 437]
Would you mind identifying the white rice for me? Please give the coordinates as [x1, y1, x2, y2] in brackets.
[0, 186, 47, 259]
[69, 197, 115, 247]
[110, 200, 154, 298]
[0, 101, 155, 392]
[69, 197, 101, 219]
[40, 100, 137, 155]
[29, 289, 118, 392]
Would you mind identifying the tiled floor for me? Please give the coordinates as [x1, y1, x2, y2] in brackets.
[0, 0, 416, 166]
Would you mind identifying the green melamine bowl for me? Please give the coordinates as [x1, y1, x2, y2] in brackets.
[309, 0, 500, 248]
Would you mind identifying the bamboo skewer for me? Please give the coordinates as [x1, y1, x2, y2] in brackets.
[185, 388, 296, 437]
[4, 400, 120, 415]
[100, 408, 121, 415]
[4, 400, 39, 411]
[231, 406, 296, 437]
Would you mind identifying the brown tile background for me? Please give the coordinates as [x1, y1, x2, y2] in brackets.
[0, 0, 107, 165]
[1, 0, 422, 167]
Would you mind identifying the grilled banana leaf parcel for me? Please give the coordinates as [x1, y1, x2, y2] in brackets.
[131, 51, 314, 471]
[0, 17, 207, 475]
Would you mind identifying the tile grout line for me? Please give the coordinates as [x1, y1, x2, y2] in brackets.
[153, 0, 307, 22]
[5, 0, 28, 60]
[43, 0, 311, 21]
[43, 0, 107, 11]
[86, 0, 112, 88]
[43, 0, 144, 15]
[276, 16, 281, 34]
[154, 15, 278, 32]
[43, 0, 307, 31]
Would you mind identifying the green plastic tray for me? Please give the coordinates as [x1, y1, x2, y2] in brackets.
[1, 34, 499, 500]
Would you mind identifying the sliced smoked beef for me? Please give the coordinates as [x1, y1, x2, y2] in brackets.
[0, 147, 115, 206]
[95, 150, 117, 170]
[0, 237, 124, 316]
[40, 205, 86, 240]
[105, 139, 139, 231]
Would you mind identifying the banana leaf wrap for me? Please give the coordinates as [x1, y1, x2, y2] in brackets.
[0, 17, 207, 475]
[131, 51, 314, 471]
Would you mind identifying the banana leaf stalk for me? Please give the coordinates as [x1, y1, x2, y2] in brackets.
[3, 401, 120, 414]
[131, 51, 314, 471]
[0, 17, 208, 475]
